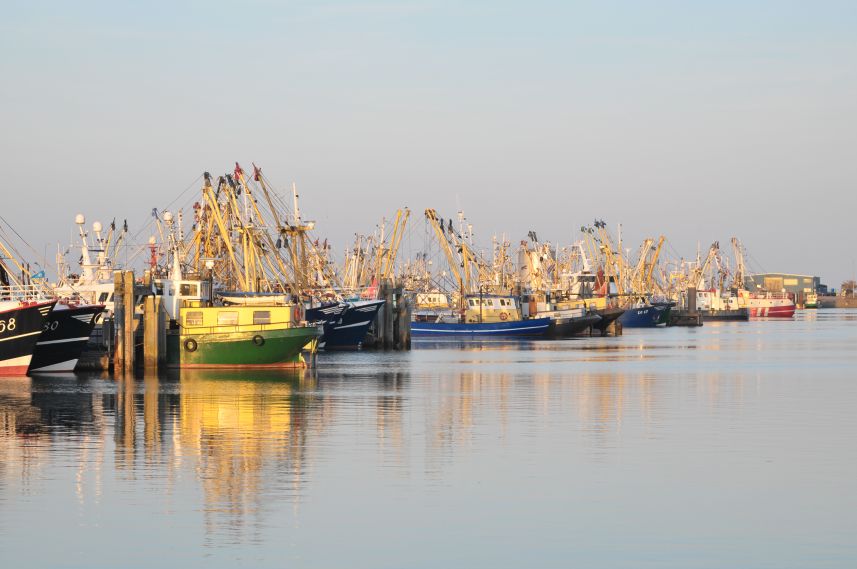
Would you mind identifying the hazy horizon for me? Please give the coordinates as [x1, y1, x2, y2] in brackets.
[2, 1, 856, 285]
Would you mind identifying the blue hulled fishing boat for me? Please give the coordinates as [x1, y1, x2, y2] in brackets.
[618, 301, 673, 328]
[305, 299, 385, 349]
[412, 294, 551, 338]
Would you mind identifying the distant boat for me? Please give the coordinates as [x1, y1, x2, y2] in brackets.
[805, 292, 819, 309]
[740, 291, 796, 318]
[619, 301, 673, 328]
[695, 290, 750, 321]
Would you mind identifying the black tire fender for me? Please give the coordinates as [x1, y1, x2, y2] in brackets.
[253, 335, 265, 346]
[184, 338, 198, 352]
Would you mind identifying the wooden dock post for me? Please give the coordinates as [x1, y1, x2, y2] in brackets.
[383, 279, 394, 350]
[113, 271, 125, 373]
[396, 292, 411, 350]
[123, 270, 135, 374]
[157, 296, 166, 366]
[143, 295, 158, 369]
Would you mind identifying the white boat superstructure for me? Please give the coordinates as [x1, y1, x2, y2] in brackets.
[54, 214, 131, 314]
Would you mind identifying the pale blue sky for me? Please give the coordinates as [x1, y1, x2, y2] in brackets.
[2, 1, 856, 284]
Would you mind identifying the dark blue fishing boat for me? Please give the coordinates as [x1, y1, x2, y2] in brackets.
[29, 302, 106, 373]
[305, 299, 385, 350]
[618, 302, 673, 328]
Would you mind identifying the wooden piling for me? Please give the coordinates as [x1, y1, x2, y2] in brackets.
[113, 271, 125, 373]
[396, 293, 411, 350]
[123, 271, 135, 374]
[143, 295, 158, 369]
[157, 296, 166, 366]
[383, 279, 394, 350]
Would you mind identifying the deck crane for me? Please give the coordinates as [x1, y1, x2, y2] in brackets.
[379, 208, 410, 283]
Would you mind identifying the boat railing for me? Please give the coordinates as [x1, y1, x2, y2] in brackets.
[179, 320, 314, 335]
[0, 284, 54, 302]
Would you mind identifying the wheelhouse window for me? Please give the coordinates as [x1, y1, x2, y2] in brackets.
[217, 311, 238, 326]
[180, 283, 199, 297]
[98, 292, 109, 303]
[185, 311, 203, 326]
[253, 310, 271, 325]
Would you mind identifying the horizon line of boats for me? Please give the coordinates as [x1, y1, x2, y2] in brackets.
[1, 164, 812, 374]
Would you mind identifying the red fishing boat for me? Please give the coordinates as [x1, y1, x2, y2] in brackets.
[740, 291, 796, 318]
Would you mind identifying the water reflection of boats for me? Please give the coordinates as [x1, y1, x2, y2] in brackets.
[177, 370, 319, 537]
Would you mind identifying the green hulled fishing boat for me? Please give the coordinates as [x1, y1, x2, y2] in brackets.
[167, 304, 320, 369]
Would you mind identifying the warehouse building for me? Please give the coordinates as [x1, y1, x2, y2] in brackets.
[744, 273, 825, 294]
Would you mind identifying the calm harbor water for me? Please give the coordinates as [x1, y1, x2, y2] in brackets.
[1, 310, 856, 568]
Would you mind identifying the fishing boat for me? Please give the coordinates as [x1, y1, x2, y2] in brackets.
[167, 304, 320, 368]
[28, 302, 106, 373]
[695, 289, 750, 321]
[305, 299, 385, 350]
[54, 215, 135, 314]
[739, 290, 796, 318]
[730, 238, 795, 318]
[805, 292, 819, 309]
[0, 296, 56, 375]
[412, 294, 551, 337]
[618, 301, 673, 328]
[222, 292, 384, 350]
[520, 290, 602, 337]
[561, 260, 624, 335]
[157, 233, 320, 368]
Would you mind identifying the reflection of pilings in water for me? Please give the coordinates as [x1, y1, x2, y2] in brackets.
[0, 378, 43, 489]
[143, 373, 161, 462]
[578, 373, 627, 440]
[114, 374, 137, 472]
[428, 372, 516, 465]
[375, 372, 407, 468]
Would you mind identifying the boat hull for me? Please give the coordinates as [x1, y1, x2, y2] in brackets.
[168, 326, 320, 369]
[590, 307, 625, 334]
[29, 304, 105, 373]
[548, 314, 602, 337]
[700, 308, 750, 321]
[0, 301, 55, 376]
[411, 317, 552, 337]
[306, 300, 384, 350]
[619, 303, 672, 328]
[748, 305, 796, 318]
